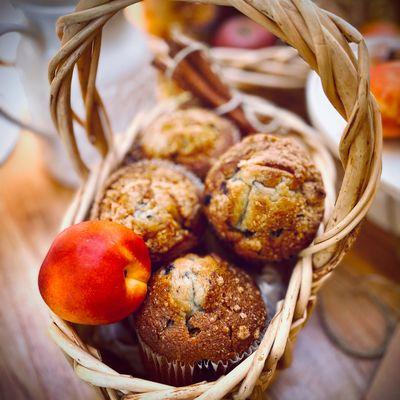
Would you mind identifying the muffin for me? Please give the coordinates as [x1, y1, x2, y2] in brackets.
[204, 133, 325, 262]
[134, 108, 240, 178]
[91, 160, 204, 263]
[135, 253, 267, 385]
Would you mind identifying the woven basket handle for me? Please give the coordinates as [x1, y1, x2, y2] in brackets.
[49, 0, 381, 280]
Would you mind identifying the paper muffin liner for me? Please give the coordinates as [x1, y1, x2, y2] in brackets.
[136, 331, 262, 386]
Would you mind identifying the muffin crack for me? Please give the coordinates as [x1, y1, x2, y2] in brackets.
[231, 178, 252, 233]
[167, 190, 185, 226]
[239, 153, 297, 177]
[229, 178, 296, 235]
[169, 261, 208, 317]
[184, 271, 205, 315]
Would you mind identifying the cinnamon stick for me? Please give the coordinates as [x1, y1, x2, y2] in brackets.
[158, 40, 256, 135]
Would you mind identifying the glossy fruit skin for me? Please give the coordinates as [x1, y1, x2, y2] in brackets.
[38, 220, 151, 325]
[213, 16, 276, 49]
[370, 61, 400, 138]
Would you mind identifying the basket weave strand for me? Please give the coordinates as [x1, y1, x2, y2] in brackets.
[48, 1, 382, 399]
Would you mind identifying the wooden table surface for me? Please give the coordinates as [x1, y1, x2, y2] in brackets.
[1, 132, 399, 400]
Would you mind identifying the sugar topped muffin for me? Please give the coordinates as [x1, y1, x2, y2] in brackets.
[135, 253, 266, 384]
[135, 108, 240, 178]
[204, 133, 325, 262]
[91, 160, 204, 263]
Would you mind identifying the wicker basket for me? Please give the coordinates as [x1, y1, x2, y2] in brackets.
[48, 1, 382, 399]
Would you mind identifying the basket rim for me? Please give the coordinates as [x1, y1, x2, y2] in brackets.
[53, 93, 336, 400]
[47, 1, 382, 399]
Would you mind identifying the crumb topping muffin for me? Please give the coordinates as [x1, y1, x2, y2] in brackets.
[204, 133, 325, 261]
[135, 108, 240, 178]
[91, 160, 204, 263]
[135, 253, 267, 365]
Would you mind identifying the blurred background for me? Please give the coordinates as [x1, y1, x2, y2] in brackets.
[0, 0, 399, 399]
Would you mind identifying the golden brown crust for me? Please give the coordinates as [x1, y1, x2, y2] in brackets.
[135, 253, 267, 364]
[136, 108, 240, 179]
[204, 134, 325, 262]
[91, 160, 205, 263]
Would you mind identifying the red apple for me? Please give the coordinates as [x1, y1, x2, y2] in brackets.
[38, 220, 151, 325]
[213, 16, 277, 49]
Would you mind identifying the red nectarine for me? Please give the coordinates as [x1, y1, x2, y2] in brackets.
[38, 221, 151, 325]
